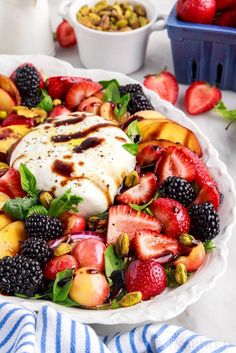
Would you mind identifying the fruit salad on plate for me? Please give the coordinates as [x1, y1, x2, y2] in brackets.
[0, 63, 221, 309]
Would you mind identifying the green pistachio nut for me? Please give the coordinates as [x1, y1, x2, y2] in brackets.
[0, 111, 7, 119]
[79, 5, 90, 16]
[179, 233, 195, 246]
[120, 291, 142, 307]
[124, 171, 139, 188]
[54, 243, 72, 257]
[134, 4, 146, 16]
[115, 232, 130, 258]
[175, 263, 188, 285]
[39, 191, 53, 209]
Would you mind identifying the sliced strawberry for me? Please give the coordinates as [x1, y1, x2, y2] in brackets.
[0, 168, 25, 198]
[137, 145, 164, 167]
[66, 81, 103, 110]
[2, 113, 35, 127]
[134, 230, 180, 261]
[49, 106, 71, 118]
[46, 76, 89, 100]
[185, 81, 222, 115]
[214, 9, 236, 28]
[194, 185, 220, 211]
[11, 63, 44, 89]
[107, 205, 161, 244]
[150, 198, 190, 237]
[56, 20, 77, 48]
[182, 147, 218, 189]
[116, 173, 157, 206]
[154, 146, 196, 186]
[143, 71, 179, 105]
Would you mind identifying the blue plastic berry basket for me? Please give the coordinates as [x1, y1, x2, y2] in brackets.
[167, 6, 236, 91]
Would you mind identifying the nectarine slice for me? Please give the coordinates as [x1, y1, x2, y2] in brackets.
[0, 88, 16, 113]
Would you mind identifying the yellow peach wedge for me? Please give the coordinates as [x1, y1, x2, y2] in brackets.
[0, 221, 28, 259]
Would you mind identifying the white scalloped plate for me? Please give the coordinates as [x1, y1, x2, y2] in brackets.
[0, 55, 235, 325]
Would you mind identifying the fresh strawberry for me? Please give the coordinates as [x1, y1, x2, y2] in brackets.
[125, 259, 166, 300]
[66, 81, 102, 110]
[143, 71, 179, 105]
[43, 254, 79, 280]
[46, 76, 89, 100]
[185, 81, 222, 115]
[176, 0, 216, 24]
[1, 113, 35, 127]
[107, 205, 161, 244]
[49, 105, 71, 118]
[116, 173, 157, 206]
[56, 20, 77, 48]
[11, 63, 44, 89]
[182, 147, 218, 189]
[154, 146, 196, 186]
[62, 212, 86, 235]
[137, 145, 164, 167]
[214, 9, 236, 28]
[194, 185, 220, 210]
[134, 230, 180, 261]
[216, 0, 236, 10]
[0, 168, 25, 198]
[150, 198, 190, 237]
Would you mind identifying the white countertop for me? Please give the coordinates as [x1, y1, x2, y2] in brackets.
[50, 0, 236, 344]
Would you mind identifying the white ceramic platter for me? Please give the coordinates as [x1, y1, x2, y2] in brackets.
[0, 55, 235, 325]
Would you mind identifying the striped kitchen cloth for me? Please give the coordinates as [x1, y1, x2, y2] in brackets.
[0, 302, 235, 353]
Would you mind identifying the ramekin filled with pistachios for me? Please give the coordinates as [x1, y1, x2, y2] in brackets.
[59, 0, 166, 74]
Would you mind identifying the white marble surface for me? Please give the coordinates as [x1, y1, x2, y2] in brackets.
[49, 0, 236, 344]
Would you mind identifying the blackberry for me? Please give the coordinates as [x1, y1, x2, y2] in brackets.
[119, 84, 144, 96]
[25, 214, 63, 241]
[128, 94, 154, 115]
[0, 255, 43, 296]
[159, 177, 196, 207]
[22, 90, 43, 108]
[21, 237, 53, 266]
[14, 64, 40, 95]
[188, 202, 220, 241]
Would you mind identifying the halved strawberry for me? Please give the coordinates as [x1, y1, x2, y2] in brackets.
[182, 147, 218, 189]
[66, 81, 103, 110]
[107, 205, 161, 244]
[185, 81, 222, 115]
[154, 146, 196, 186]
[46, 76, 89, 100]
[134, 230, 180, 261]
[56, 20, 77, 48]
[49, 106, 71, 118]
[2, 113, 35, 127]
[150, 198, 190, 237]
[0, 168, 25, 198]
[143, 71, 179, 105]
[137, 145, 164, 167]
[11, 63, 45, 89]
[194, 185, 220, 211]
[116, 173, 157, 206]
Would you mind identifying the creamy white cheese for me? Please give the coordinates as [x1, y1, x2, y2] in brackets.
[10, 112, 136, 217]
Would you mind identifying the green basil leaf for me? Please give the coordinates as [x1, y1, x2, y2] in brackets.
[56, 297, 81, 307]
[48, 189, 83, 218]
[126, 119, 141, 142]
[37, 89, 53, 113]
[122, 143, 138, 156]
[104, 82, 120, 104]
[26, 205, 48, 218]
[213, 101, 236, 120]
[19, 163, 39, 197]
[104, 245, 124, 278]
[203, 240, 216, 253]
[53, 269, 74, 302]
[129, 192, 158, 215]
[99, 79, 119, 89]
[114, 93, 131, 118]
[3, 197, 38, 220]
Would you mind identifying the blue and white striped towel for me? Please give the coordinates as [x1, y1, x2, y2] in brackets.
[0, 302, 235, 353]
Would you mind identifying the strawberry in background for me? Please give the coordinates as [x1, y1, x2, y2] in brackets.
[216, 0, 236, 10]
[214, 9, 236, 28]
[176, 0, 216, 24]
[56, 20, 77, 48]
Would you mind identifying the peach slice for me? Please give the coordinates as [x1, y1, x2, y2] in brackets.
[0, 192, 9, 210]
[100, 102, 117, 122]
[78, 96, 103, 115]
[0, 125, 31, 158]
[0, 88, 16, 113]
[0, 75, 21, 105]
[174, 242, 206, 272]
[0, 213, 12, 231]
[0, 221, 28, 259]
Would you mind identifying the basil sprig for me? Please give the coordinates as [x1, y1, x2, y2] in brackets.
[37, 89, 53, 113]
[48, 189, 83, 218]
[3, 197, 38, 220]
[19, 163, 39, 198]
[104, 245, 125, 279]
[122, 120, 141, 156]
